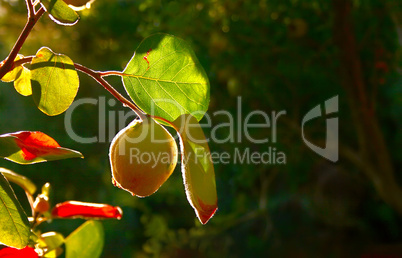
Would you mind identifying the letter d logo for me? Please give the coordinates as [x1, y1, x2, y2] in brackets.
[301, 96, 338, 162]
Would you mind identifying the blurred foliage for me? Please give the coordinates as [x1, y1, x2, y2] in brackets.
[0, 0, 401, 257]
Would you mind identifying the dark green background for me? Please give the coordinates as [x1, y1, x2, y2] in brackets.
[0, 0, 401, 257]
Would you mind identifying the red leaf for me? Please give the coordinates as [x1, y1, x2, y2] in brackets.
[11, 131, 64, 160]
[0, 131, 83, 164]
[51, 201, 123, 219]
[0, 246, 38, 258]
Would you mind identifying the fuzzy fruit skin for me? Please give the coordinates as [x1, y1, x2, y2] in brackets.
[109, 118, 178, 197]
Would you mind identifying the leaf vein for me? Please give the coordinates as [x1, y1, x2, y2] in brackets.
[135, 78, 174, 120]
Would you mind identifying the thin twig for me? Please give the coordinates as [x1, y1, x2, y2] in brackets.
[25, 0, 35, 18]
[12, 57, 176, 127]
[0, 7, 45, 79]
[73, 63, 147, 119]
[99, 70, 128, 77]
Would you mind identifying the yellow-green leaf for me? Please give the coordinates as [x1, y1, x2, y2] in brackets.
[14, 67, 32, 96]
[0, 173, 30, 249]
[173, 114, 217, 224]
[65, 220, 104, 258]
[31, 47, 79, 116]
[40, 0, 79, 26]
[0, 168, 37, 196]
[38, 232, 65, 253]
[122, 33, 210, 122]
[0, 55, 32, 96]
[1, 55, 25, 83]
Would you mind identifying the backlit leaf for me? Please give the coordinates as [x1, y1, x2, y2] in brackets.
[65, 220, 104, 258]
[0, 54, 32, 96]
[0, 167, 37, 196]
[31, 47, 79, 116]
[122, 33, 210, 122]
[40, 0, 79, 26]
[0, 131, 83, 165]
[173, 114, 217, 224]
[1, 55, 25, 82]
[51, 201, 122, 219]
[38, 232, 64, 253]
[14, 66, 32, 96]
[0, 173, 30, 249]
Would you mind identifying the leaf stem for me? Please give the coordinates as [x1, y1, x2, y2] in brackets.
[73, 64, 147, 120]
[99, 70, 128, 77]
[78, 68, 177, 127]
[12, 58, 176, 127]
[0, 6, 44, 79]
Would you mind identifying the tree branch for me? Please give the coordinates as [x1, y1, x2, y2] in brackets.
[12, 56, 176, 127]
[25, 0, 35, 18]
[0, 7, 45, 80]
[73, 63, 147, 120]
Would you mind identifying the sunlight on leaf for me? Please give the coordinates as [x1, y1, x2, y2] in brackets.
[1, 55, 25, 82]
[122, 33, 210, 122]
[0, 173, 30, 249]
[14, 67, 32, 96]
[173, 114, 217, 224]
[0, 131, 83, 165]
[40, 0, 80, 26]
[38, 232, 64, 254]
[65, 220, 104, 258]
[0, 54, 32, 96]
[31, 47, 79, 116]
[0, 167, 37, 196]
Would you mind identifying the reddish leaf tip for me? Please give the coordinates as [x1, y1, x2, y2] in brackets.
[197, 198, 218, 224]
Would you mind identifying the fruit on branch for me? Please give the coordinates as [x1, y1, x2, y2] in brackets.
[109, 117, 178, 197]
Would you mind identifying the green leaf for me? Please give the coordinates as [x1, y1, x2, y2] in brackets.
[65, 220, 104, 258]
[0, 55, 32, 96]
[38, 232, 64, 252]
[122, 33, 210, 122]
[173, 114, 217, 224]
[1, 55, 24, 82]
[31, 47, 79, 116]
[14, 67, 32, 96]
[41, 183, 51, 199]
[0, 173, 30, 249]
[38, 232, 64, 257]
[40, 0, 79, 26]
[0, 168, 37, 196]
[0, 131, 83, 165]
